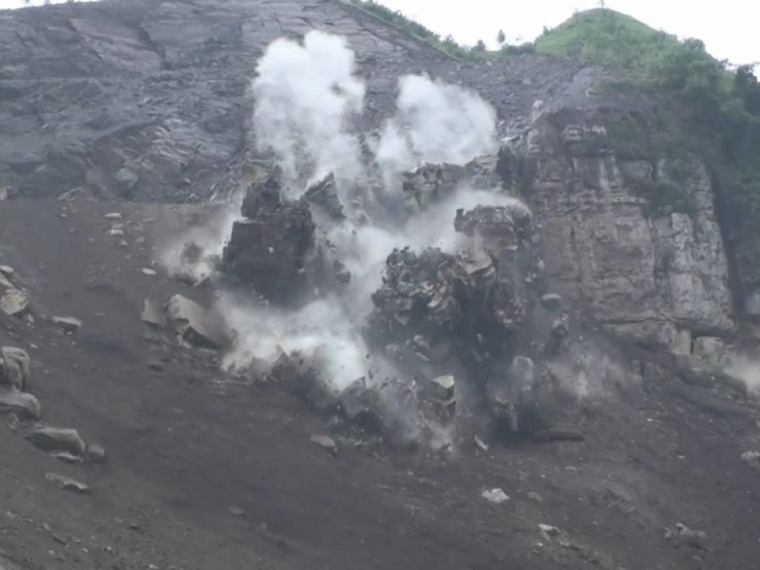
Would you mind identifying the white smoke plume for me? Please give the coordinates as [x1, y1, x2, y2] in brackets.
[723, 355, 760, 397]
[252, 30, 366, 190]
[374, 74, 498, 180]
[158, 30, 524, 449]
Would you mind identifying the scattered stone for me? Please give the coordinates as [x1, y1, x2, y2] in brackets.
[141, 299, 166, 328]
[166, 294, 228, 349]
[105, 212, 123, 220]
[148, 360, 164, 371]
[7, 412, 21, 432]
[51, 316, 82, 333]
[665, 523, 708, 551]
[0, 289, 29, 316]
[110, 228, 125, 236]
[310, 434, 338, 456]
[0, 346, 31, 391]
[0, 388, 41, 420]
[85, 443, 107, 464]
[481, 488, 510, 504]
[0, 187, 7, 201]
[304, 172, 345, 220]
[672, 329, 692, 356]
[51, 452, 83, 464]
[427, 375, 457, 420]
[141, 268, 158, 276]
[740, 450, 760, 472]
[540, 293, 562, 312]
[539, 524, 561, 538]
[228, 506, 246, 517]
[692, 336, 725, 366]
[45, 473, 90, 494]
[0, 265, 15, 277]
[474, 436, 489, 451]
[528, 491, 544, 502]
[25, 426, 87, 456]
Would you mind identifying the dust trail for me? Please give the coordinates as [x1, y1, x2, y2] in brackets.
[374, 74, 498, 188]
[251, 30, 366, 191]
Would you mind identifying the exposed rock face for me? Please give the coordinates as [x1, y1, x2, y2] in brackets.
[0, 0, 580, 202]
[521, 106, 734, 347]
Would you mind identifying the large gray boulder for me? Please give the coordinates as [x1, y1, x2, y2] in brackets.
[0, 346, 31, 391]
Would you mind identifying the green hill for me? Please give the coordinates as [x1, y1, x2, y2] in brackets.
[535, 8, 679, 70]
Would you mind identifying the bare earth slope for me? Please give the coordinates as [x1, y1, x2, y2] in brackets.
[1, 197, 759, 569]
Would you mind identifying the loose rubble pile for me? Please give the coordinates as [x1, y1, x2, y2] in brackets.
[201, 147, 598, 448]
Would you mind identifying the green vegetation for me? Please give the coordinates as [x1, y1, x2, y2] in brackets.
[538, 8, 760, 251]
[341, 0, 534, 61]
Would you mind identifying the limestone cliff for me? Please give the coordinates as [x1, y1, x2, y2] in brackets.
[515, 101, 735, 348]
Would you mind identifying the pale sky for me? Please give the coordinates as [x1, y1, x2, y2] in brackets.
[2, 0, 758, 67]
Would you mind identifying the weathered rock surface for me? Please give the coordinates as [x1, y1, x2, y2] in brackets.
[166, 294, 228, 349]
[0, 346, 31, 391]
[520, 105, 735, 347]
[0, 388, 41, 420]
[25, 425, 87, 456]
[224, 193, 318, 305]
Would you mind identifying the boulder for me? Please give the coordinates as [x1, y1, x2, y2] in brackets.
[0, 288, 28, 316]
[51, 316, 83, 333]
[0, 388, 41, 420]
[540, 293, 562, 312]
[141, 298, 166, 328]
[304, 172, 345, 221]
[0, 346, 31, 391]
[166, 294, 228, 349]
[223, 196, 318, 305]
[45, 472, 90, 494]
[672, 329, 692, 356]
[25, 426, 87, 456]
[692, 336, 724, 366]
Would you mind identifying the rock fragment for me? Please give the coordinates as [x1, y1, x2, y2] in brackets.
[0, 388, 41, 420]
[538, 524, 561, 538]
[25, 426, 87, 456]
[85, 443, 107, 464]
[740, 450, 760, 472]
[141, 268, 158, 276]
[304, 172, 345, 220]
[45, 472, 90, 494]
[141, 299, 166, 328]
[0, 289, 29, 316]
[665, 523, 708, 551]
[692, 336, 724, 366]
[51, 316, 82, 333]
[481, 488, 510, 504]
[0, 272, 12, 291]
[105, 212, 122, 220]
[310, 434, 338, 456]
[540, 293, 562, 312]
[0, 347, 31, 391]
[166, 294, 228, 349]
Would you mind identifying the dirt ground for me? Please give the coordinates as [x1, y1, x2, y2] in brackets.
[1, 197, 760, 570]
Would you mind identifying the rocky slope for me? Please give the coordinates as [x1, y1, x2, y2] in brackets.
[0, 0, 578, 202]
[2, 2, 760, 569]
